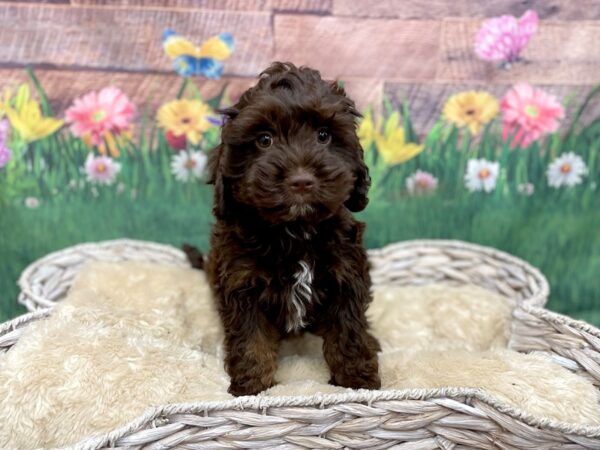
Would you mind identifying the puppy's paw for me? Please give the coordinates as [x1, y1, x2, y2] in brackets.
[329, 363, 381, 390]
[228, 378, 273, 397]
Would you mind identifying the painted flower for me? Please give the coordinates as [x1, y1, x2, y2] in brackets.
[84, 153, 121, 185]
[475, 10, 538, 65]
[443, 91, 499, 135]
[357, 111, 378, 150]
[547, 152, 588, 188]
[0, 119, 10, 168]
[375, 112, 424, 165]
[65, 87, 136, 157]
[465, 159, 500, 192]
[2, 87, 63, 143]
[517, 182, 535, 196]
[166, 130, 187, 150]
[158, 99, 215, 146]
[501, 83, 564, 148]
[406, 170, 438, 196]
[0, 147, 10, 168]
[24, 197, 40, 209]
[171, 150, 208, 182]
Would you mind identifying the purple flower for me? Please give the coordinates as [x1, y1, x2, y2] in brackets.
[0, 146, 11, 168]
[0, 119, 11, 168]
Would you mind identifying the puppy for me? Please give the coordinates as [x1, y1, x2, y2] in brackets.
[191, 62, 380, 396]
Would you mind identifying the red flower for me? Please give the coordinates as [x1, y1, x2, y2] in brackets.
[166, 130, 187, 150]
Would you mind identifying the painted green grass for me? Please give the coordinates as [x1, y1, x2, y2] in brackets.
[2, 192, 599, 323]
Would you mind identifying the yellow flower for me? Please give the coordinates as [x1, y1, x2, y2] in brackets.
[3, 99, 63, 143]
[443, 91, 499, 135]
[375, 112, 424, 166]
[357, 111, 378, 150]
[157, 99, 214, 145]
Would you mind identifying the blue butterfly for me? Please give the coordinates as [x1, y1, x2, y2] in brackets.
[162, 29, 234, 78]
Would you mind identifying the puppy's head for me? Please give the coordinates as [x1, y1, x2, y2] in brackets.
[209, 62, 369, 224]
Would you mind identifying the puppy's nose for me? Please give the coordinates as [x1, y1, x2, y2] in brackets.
[288, 170, 316, 193]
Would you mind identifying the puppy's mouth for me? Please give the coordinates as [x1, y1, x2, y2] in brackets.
[289, 202, 315, 218]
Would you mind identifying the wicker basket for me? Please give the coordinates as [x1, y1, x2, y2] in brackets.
[2, 305, 600, 449]
[17, 238, 550, 312]
[17, 240, 189, 311]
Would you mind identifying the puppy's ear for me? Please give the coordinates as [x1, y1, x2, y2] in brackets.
[345, 145, 370, 212]
[339, 93, 369, 212]
[207, 143, 233, 220]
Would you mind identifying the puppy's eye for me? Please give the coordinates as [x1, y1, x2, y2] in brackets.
[256, 132, 273, 149]
[317, 128, 331, 144]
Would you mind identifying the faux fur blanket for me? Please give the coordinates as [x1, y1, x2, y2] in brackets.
[1, 262, 599, 449]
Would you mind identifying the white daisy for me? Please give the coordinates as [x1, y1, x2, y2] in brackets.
[464, 159, 500, 192]
[171, 150, 208, 183]
[406, 170, 438, 196]
[547, 152, 587, 188]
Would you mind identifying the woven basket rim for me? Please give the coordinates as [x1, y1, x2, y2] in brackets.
[17, 238, 550, 310]
[2, 306, 600, 450]
[371, 239, 550, 306]
[17, 239, 187, 309]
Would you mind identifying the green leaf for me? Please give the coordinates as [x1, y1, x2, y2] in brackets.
[402, 100, 418, 143]
[26, 67, 53, 117]
[206, 82, 229, 110]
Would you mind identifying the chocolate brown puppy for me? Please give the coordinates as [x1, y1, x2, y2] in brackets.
[193, 62, 380, 396]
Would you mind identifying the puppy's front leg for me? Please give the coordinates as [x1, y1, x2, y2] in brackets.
[223, 305, 280, 396]
[322, 283, 381, 390]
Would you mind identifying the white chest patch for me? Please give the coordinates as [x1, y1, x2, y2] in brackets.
[287, 260, 313, 332]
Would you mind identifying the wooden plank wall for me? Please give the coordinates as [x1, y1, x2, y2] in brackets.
[1, 0, 599, 133]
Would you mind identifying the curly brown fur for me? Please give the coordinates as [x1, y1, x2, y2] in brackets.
[198, 62, 380, 396]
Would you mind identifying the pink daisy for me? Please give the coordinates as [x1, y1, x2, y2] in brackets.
[475, 10, 538, 65]
[84, 153, 121, 185]
[66, 87, 136, 147]
[501, 83, 564, 148]
[406, 170, 438, 196]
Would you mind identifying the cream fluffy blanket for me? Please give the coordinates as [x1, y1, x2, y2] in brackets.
[1, 262, 599, 449]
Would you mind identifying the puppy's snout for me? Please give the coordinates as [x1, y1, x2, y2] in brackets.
[287, 169, 316, 194]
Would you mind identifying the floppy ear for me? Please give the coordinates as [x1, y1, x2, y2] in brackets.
[340, 95, 370, 212]
[207, 143, 233, 220]
[345, 145, 370, 212]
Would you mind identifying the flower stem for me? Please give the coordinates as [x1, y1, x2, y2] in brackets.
[176, 78, 189, 99]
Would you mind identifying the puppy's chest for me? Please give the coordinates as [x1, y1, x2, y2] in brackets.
[262, 254, 325, 334]
[285, 259, 314, 333]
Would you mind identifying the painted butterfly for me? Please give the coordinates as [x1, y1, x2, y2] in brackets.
[474, 10, 538, 66]
[162, 29, 235, 78]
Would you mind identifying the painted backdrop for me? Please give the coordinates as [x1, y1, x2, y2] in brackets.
[1, 0, 599, 324]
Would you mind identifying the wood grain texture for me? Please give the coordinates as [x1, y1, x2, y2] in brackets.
[437, 19, 600, 85]
[0, 69, 255, 118]
[0, 4, 273, 76]
[70, 0, 332, 13]
[0, 0, 69, 4]
[333, 0, 600, 20]
[274, 15, 440, 80]
[342, 78, 384, 114]
[384, 82, 600, 135]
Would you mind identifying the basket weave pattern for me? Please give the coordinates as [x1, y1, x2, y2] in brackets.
[18, 240, 188, 311]
[4, 239, 599, 449]
[18, 239, 550, 312]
